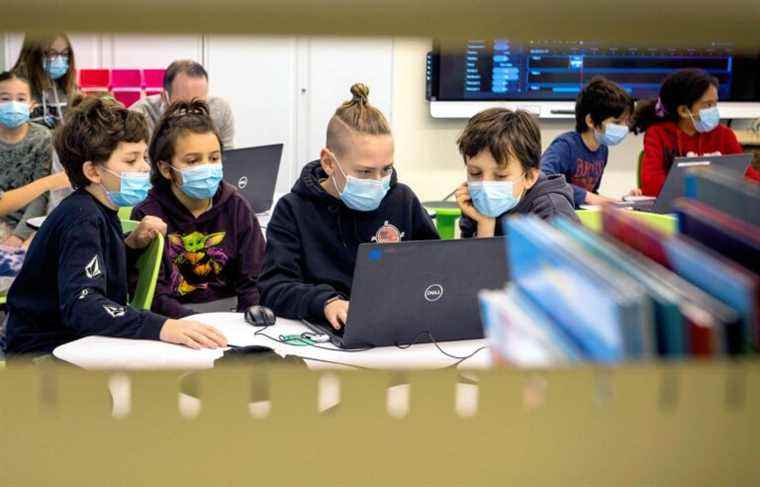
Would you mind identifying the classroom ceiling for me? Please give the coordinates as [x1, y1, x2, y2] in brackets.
[2, 0, 760, 51]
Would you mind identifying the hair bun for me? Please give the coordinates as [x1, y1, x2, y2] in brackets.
[165, 99, 210, 120]
[350, 83, 370, 104]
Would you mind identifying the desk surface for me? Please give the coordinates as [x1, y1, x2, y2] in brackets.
[53, 313, 491, 370]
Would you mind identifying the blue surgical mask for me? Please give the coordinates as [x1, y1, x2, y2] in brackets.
[331, 157, 391, 212]
[173, 163, 223, 200]
[101, 168, 151, 207]
[469, 179, 523, 218]
[0, 101, 30, 129]
[43, 56, 69, 80]
[689, 106, 720, 133]
[595, 122, 629, 146]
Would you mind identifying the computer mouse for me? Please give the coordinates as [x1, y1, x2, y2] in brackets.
[244, 305, 276, 327]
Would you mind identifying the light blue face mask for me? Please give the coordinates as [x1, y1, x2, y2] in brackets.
[595, 122, 629, 146]
[0, 101, 30, 129]
[101, 168, 151, 207]
[468, 177, 523, 218]
[689, 106, 720, 133]
[173, 163, 223, 200]
[43, 56, 69, 80]
[331, 157, 391, 212]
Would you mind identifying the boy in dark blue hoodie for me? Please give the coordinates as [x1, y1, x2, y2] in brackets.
[456, 108, 579, 238]
[3, 96, 227, 356]
[258, 84, 439, 330]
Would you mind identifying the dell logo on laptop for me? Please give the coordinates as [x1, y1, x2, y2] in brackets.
[238, 176, 248, 190]
[424, 284, 444, 302]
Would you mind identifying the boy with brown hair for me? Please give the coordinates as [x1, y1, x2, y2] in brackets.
[456, 108, 578, 238]
[3, 96, 227, 356]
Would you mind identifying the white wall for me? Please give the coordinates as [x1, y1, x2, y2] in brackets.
[205, 35, 299, 194]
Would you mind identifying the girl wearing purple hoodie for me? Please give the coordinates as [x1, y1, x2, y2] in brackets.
[132, 100, 265, 318]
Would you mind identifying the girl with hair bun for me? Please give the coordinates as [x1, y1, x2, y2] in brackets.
[131, 99, 265, 319]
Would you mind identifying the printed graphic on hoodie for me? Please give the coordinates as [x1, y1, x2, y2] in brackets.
[372, 221, 405, 243]
[166, 231, 229, 296]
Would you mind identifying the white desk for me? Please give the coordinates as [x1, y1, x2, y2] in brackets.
[53, 312, 492, 371]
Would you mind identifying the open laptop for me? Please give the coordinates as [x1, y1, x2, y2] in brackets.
[651, 153, 752, 214]
[223, 144, 283, 213]
[305, 237, 509, 349]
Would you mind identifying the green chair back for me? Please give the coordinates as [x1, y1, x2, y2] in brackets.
[117, 206, 133, 221]
[425, 206, 462, 240]
[576, 209, 677, 235]
[121, 219, 138, 233]
[120, 219, 163, 310]
[130, 232, 164, 310]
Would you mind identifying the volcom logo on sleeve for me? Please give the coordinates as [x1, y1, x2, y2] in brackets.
[103, 304, 126, 318]
[85, 255, 102, 279]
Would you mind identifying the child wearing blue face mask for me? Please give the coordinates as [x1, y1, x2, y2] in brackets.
[632, 68, 759, 196]
[132, 100, 265, 319]
[12, 33, 78, 129]
[258, 84, 439, 331]
[3, 95, 228, 355]
[541, 77, 637, 207]
[0, 71, 53, 248]
[456, 108, 579, 238]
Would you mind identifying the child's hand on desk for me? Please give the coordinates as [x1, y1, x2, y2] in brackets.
[160, 319, 228, 349]
[455, 182, 494, 225]
[324, 298, 349, 330]
[125, 216, 167, 249]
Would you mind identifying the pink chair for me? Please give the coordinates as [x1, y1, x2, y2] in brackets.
[112, 90, 142, 108]
[110, 69, 142, 89]
[78, 69, 110, 90]
[142, 69, 166, 90]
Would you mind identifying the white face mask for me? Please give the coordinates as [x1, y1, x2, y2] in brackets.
[330, 156, 391, 212]
[468, 174, 525, 217]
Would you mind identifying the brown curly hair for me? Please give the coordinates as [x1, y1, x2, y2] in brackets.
[54, 95, 149, 189]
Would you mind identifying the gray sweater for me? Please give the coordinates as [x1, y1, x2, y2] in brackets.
[0, 123, 53, 239]
[129, 94, 235, 149]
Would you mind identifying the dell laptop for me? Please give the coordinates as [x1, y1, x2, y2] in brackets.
[223, 144, 283, 213]
[306, 237, 509, 349]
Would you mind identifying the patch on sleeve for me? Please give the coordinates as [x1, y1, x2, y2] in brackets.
[103, 304, 126, 318]
[85, 255, 102, 279]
